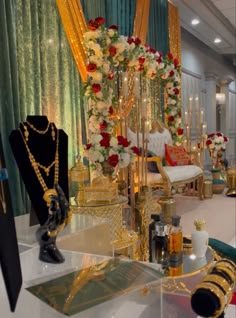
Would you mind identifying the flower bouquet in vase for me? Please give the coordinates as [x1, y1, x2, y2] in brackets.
[206, 132, 229, 194]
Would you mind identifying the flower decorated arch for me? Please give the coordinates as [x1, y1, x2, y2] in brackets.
[83, 17, 183, 170]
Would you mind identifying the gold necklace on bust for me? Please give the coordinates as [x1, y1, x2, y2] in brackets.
[19, 127, 59, 205]
[22, 121, 56, 141]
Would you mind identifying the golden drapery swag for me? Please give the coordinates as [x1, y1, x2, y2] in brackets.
[168, 2, 181, 64]
[133, 0, 150, 44]
[56, 0, 87, 82]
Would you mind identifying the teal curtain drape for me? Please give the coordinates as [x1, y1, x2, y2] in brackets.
[147, 0, 169, 54]
[0, 0, 84, 216]
[80, 0, 136, 36]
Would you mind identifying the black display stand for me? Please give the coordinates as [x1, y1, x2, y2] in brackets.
[0, 133, 22, 312]
[9, 116, 69, 263]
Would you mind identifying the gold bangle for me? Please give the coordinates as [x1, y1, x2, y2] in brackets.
[215, 259, 236, 276]
[213, 265, 235, 285]
[192, 281, 225, 317]
[203, 274, 232, 295]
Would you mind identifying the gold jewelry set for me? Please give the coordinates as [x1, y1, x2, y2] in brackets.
[19, 120, 72, 236]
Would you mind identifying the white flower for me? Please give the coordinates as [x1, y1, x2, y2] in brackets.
[119, 152, 131, 168]
[91, 72, 103, 82]
[108, 29, 115, 37]
[96, 92, 103, 98]
[110, 137, 118, 147]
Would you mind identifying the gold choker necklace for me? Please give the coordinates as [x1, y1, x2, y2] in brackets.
[22, 121, 55, 141]
[19, 127, 59, 205]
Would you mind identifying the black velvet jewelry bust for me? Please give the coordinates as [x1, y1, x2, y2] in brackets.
[9, 116, 69, 264]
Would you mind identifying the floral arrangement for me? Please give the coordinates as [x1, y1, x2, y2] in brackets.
[84, 133, 139, 170]
[83, 17, 182, 171]
[206, 132, 229, 152]
[206, 132, 229, 168]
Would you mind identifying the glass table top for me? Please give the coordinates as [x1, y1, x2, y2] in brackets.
[70, 195, 128, 208]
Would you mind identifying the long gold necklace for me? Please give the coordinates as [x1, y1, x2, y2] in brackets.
[26, 120, 51, 134]
[19, 127, 59, 205]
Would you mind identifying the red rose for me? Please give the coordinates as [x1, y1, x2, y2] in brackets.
[158, 51, 163, 57]
[87, 63, 97, 72]
[169, 70, 174, 77]
[117, 135, 130, 147]
[216, 132, 222, 137]
[206, 140, 212, 146]
[92, 83, 101, 93]
[134, 37, 141, 45]
[224, 136, 228, 142]
[109, 45, 117, 56]
[208, 133, 215, 138]
[138, 57, 145, 64]
[88, 20, 99, 31]
[100, 120, 108, 131]
[168, 115, 175, 122]
[127, 37, 133, 44]
[100, 133, 110, 147]
[173, 88, 179, 95]
[107, 72, 114, 80]
[131, 146, 140, 156]
[94, 17, 105, 25]
[174, 58, 179, 68]
[108, 154, 119, 167]
[138, 64, 144, 71]
[85, 143, 92, 150]
[156, 57, 162, 64]
[109, 106, 114, 115]
[168, 52, 173, 60]
[178, 111, 182, 117]
[109, 24, 119, 30]
[149, 47, 156, 54]
[177, 128, 184, 135]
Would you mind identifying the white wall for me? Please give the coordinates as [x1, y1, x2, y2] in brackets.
[180, 29, 236, 165]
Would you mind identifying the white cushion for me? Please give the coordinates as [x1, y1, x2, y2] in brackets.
[147, 165, 203, 185]
[127, 128, 172, 157]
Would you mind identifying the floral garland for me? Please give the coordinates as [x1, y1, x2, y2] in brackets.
[83, 17, 182, 170]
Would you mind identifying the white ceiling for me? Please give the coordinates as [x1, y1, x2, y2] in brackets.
[171, 0, 236, 64]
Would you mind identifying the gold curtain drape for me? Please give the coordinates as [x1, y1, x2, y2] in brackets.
[168, 2, 181, 63]
[56, 0, 87, 82]
[133, 0, 150, 44]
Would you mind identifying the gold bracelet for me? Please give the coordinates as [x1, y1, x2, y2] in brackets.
[215, 259, 236, 276]
[203, 274, 232, 295]
[192, 281, 225, 317]
[213, 265, 235, 286]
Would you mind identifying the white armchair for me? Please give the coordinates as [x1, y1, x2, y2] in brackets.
[128, 128, 204, 199]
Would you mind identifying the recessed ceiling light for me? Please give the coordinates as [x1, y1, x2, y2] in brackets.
[214, 38, 222, 43]
[191, 19, 200, 25]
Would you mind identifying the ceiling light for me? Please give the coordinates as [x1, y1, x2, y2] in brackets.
[214, 38, 221, 43]
[191, 19, 200, 25]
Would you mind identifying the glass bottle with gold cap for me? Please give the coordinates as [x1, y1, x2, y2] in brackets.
[191, 219, 208, 258]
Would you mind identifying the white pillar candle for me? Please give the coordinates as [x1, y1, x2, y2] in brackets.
[184, 111, 188, 125]
[200, 109, 204, 124]
[121, 72, 128, 97]
[186, 125, 190, 138]
[188, 97, 193, 113]
[195, 96, 199, 113]
[141, 96, 147, 118]
[134, 72, 140, 99]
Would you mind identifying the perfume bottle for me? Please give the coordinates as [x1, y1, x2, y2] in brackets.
[149, 214, 160, 262]
[152, 221, 168, 265]
[191, 219, 208, 258]
[168, 260, 183, 277]
[168, 215, 183, 255]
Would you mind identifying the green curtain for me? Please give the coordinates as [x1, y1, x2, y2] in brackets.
[0, 0, 83, 216]
[81, 0, 136, 36]
[147, 0, 169, 54]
